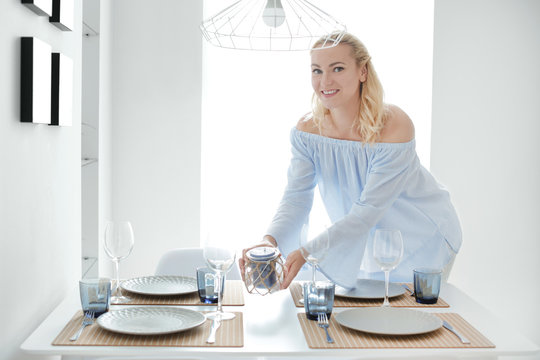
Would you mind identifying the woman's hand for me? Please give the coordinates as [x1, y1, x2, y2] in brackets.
[238, 235, 277, 282]
[280, 249, 306, 289]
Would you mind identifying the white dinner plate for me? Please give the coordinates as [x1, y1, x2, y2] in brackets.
[97, 307, 206, 335]
[121, 275, 197, 296]
[335, 279, 405, 299]
[335, 307, 443, 335]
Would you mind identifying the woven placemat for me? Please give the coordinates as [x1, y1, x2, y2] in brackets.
[290, 282, 449, 308]
[298, 312, 494, 349]
[53, 311, 243, 347]
[113, 280, 245, 306]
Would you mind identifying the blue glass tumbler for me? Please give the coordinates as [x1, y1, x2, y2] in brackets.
[413, 268, 442, 304]
[196, 267, 225, 304]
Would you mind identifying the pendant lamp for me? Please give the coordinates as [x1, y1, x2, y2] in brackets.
[200, 0, 347, 51]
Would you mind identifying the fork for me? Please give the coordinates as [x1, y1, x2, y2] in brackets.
[70, 310, 95, 341]
[317, 313, 334, 343]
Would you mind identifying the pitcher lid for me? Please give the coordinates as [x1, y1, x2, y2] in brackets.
[246, 247, 279, 261]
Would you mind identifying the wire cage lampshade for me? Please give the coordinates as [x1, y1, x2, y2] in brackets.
[200, 0, 347, 51]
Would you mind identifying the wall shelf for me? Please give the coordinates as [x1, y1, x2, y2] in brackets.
[82, 157, 98, 167]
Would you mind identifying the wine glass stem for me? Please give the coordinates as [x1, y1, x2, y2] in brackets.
[215, 272, 224, 314]
[114, 260, 122, 297]
[312, 264, 317, 284]
[383, 270, 390, 307]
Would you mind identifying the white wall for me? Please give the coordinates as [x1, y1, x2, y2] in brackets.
[201, 0, 435, 251]
[1, 1, 536, 358]
[97, 0, 114, 279]
[106, 0, 203, 278]
[432, 0, 540, 347]
[0, 1, 82, 359]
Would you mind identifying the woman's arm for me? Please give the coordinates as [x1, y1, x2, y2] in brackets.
[281, 106, 418, 289]
[305, 140, 419, 288]
[240, 125, 316, 282]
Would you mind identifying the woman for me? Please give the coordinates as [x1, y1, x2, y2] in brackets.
[239, 32, 462, 290]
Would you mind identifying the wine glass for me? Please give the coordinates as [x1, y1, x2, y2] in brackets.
[104, 221, 134, 304]
[373, 229, 404, 307]
[299, 224, 329, 284]
[203, 236, 236, 320]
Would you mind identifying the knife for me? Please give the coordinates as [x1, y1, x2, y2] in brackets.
[442, 320, 470, 344]
[206, 317, 221, 344]
[401, 284, 415, 296]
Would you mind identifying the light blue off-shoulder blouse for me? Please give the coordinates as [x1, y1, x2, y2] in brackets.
[267, 127, 462, 288]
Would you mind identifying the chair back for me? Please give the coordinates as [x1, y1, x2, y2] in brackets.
[154, 247, 241, 280]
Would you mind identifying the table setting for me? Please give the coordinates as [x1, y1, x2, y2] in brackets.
[111, 275, 245, 306]
[297, 311, 492, 349]
[291, 228, 493, 350]
[54, 223, 245, 348]
[53, 310, 244, 347]
[56, 226, 491, 350]
[25, 225, 540, 359]
[288, 280, 450, 308]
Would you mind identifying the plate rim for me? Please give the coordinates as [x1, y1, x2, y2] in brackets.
[335, 279, 405, 299]
[334, 307, 443, 336]
[96, 306, 206, 335]
[120, 275, 198, 296]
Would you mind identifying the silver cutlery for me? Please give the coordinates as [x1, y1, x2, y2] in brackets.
[206, 317, 222, 344]
[70, 310, 95, 341]
[402, 284, 415, 296]
[442, 320, 470, 344]
[317, 313, 334, 343]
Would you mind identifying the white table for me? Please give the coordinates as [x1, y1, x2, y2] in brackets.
[21, 283, 539, 359]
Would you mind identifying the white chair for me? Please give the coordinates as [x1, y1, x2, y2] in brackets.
[154, 247, 241, 280]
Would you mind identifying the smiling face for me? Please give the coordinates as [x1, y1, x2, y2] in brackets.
[311, 44, 367, 111]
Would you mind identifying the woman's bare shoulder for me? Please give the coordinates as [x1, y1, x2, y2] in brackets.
[296, 113, 319, 134]
[379, 104, 415, 143]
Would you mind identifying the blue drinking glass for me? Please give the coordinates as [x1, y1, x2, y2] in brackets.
[303, 281, 335, 320]
[413, 268, 442, 304]
[196, 267, 225, 304]
[79, 278, 111, 317]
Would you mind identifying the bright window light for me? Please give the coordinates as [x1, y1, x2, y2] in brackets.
[201, 0, 434, 249]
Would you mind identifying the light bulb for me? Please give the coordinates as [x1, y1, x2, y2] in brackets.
[262, 0, 286, 28]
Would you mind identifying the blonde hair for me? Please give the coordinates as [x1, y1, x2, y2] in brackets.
[311, 32, 386, 143]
